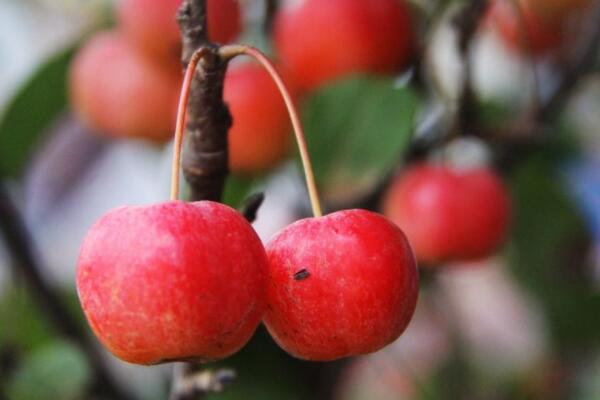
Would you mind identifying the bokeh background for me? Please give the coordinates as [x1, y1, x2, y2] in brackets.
[1, 0, 599, 399]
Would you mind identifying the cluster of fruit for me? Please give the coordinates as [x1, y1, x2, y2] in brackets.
[69, 0, 416, 174]
[70, 0, 276, 174]
[69, 0, 240, 141]
[487, 0, 590, 55]
[76, 201, 419, 363]
[75, 0, 515, 366]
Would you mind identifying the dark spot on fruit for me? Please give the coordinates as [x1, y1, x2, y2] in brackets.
[294, 269, 310, 281]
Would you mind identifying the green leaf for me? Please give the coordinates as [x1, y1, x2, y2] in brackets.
[508, 154, 600, 348]
[301, 75, 418, 203]
[0, 289, 54, 351]
[7, 340, 91, 400]
[222, 174, 262, 209]
[0, 46, 75, 177]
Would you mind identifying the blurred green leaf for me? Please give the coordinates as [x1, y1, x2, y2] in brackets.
[0, 46, 75, 177]
[0, 289, 53, 351]
[207, 329, 310, 400]
[222, 174, 262, 210]
[7, 340, 91, 400]
[302, 75, 418, 202]
[0, 286, 85, 353]
[509, 154, 600, 348]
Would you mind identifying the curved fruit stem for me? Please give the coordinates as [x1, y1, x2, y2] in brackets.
[218, 44, 323, 217]
[171, 47, 210, 201]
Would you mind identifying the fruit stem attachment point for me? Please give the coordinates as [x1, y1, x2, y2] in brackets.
[219, 44, 323, 217]
[170, 47, 211, 201]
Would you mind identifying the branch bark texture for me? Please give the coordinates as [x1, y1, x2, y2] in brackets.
[178, 0, 232, 202]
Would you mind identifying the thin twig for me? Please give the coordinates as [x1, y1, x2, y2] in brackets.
[0, 184, 134, 400]
[452, 0, 490, 136]
[264, 0, 279, 34]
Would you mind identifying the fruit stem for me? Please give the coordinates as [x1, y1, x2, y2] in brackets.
[171, 47, 210, 201]
[219, 44, 323, 217]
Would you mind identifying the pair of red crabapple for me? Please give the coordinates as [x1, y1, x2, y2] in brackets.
[77, 202, 419, 364]
[77, 161, 510, 364]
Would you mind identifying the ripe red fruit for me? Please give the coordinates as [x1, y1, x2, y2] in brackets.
[76, 201, 267, 364]
[263, 209, 419, 361]
[118, 0, 241, 59]
[69, 31, 181, 141]
[522, 0, 589, 18]
[383, 164, 511, 265]
[224, 63, 292, 174]
[487, 0, 585, 55]
[274, 0, 414, 92]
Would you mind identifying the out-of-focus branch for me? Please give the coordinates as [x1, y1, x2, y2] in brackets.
[169, 363, 236, 400]
[0, 184, 134, 400]
[264, 0, 279, 34]
[471, 2, 600, 148]
[453, 0, 490, 135]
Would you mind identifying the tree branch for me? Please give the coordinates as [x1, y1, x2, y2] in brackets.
[453, 0, 490, 135]
[0, 184, 134, 400]
[264, 0, 279, 34]
[169, 363, 236, 400]
[178, 0, 232, 202]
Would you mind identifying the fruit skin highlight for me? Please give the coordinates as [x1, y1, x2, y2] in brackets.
[263, 209, 419, 361]
[274, 0, 414, 92]
[118, 0, 241, 59]
[224, 63, 293, 174]
[69, 31, 181, 141]
[383, 164, 511, 265]
[76, 201, 267, 365]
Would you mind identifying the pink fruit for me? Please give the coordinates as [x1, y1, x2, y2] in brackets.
[76, 200, 267, 364]
[224, 63, 293, 174]
[264, 209, 419, 361]
[118, 0, 242, 59]
[383, 164, 511, 264]
[274, 0, 414, 92]
[486, 0, 586, 55]
[69, 31, 181, 141]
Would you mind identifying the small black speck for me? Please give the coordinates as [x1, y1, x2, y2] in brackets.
[294, 269, 310, 281]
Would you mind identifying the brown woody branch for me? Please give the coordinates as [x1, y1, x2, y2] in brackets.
[178, 0, 232, 202]
[453, 0, 490, 135]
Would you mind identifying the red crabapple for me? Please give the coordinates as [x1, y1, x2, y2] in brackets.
[224, 63, 293, 174]
[69, 31, 181, 141]
[383, 164, 511, 265]
[76, 201, 267, 364]
[274, 0, 415, 92]
[522, 0, 589, 18]
[487, 0, 585, 55]
[263, 209, 419, 361]
[118, 0, 241, 59]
